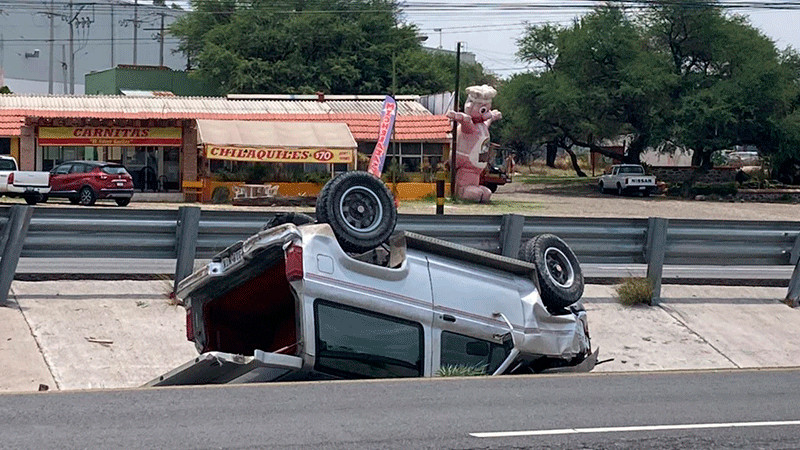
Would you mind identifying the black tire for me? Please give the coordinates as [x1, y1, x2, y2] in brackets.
[69, 197, 80, 205]
[40, 195, 48, 203]
[315, 171, 397, 253]
[485, 183, 498, 193]
[518, 234, 584, 311]
[115, 198, 131, 206]
[616, 184, 623, 196]
[598, 181, 605, 193]
[79, 186, 97, 206]
[262, 212, 315, 231]
[24, 193, 40, 205]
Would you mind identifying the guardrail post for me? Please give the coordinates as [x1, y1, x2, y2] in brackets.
[787, 232, 800, 307]
[645, 217, 668, 305]
[174, 206, 201, 295]
[499, 214, 525, 258]
[0, 205, 33, 305]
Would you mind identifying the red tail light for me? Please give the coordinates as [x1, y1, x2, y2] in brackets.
[186, 308, 194, 341]
[285, 244, 304, 282]
[7, 172, 13, 184]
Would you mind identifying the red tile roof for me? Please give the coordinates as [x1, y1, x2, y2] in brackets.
[0, 110, 451, 142]
[0, 114, 25, 136]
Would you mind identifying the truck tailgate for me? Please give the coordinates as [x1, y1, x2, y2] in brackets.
[11, 171, 50, 188]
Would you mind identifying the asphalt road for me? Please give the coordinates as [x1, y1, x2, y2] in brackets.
[2, 369, 800, 449]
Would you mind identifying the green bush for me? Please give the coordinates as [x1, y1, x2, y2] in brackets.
[692, 182, 737, 196]
[615, 278, 653, 306]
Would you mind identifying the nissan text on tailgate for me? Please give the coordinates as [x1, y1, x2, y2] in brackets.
[148, 172, 596, 386]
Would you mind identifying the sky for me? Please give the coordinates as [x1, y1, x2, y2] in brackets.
[400, 1, 800, 79]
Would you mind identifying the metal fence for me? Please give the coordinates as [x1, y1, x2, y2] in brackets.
[0, 205, 798, 306]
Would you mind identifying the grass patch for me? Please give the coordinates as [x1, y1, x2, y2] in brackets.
[436, 364, 488, 377]
[615, 278, 653, 306]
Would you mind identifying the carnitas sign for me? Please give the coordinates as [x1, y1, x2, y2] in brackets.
[205, 145, 354, 164]
[38, 127, 182, 146]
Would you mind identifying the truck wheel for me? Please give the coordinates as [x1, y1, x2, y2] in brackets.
[616, 184, 623, 196]
[40, 195, 48, 203]
[79, 186, 97, 206]
[518, 234, 584, 311]
[598, 181, 605, 193]
[24, 193, 41, 205]
[316, 171, 397, 253]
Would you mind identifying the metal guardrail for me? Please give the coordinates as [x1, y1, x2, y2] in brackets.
[0, 206, 797, 306]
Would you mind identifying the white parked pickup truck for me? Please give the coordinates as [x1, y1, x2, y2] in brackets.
[147, 172, 596, 386]
[598, 164, 657, 196]
[0, 155, 50, 205]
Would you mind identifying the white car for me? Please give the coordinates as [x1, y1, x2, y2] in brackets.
[599, 164, 657, 196]
[148, 172, 595, 386]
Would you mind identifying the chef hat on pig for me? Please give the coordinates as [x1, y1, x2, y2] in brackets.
[465, 85, 497, 103]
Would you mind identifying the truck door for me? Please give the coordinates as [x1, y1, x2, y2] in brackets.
[425, 253, 522, 375]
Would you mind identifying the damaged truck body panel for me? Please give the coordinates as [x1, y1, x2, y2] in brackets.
[147, 221, 594, 387]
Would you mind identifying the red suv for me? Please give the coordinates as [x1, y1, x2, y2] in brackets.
[48, 161, 134, 206]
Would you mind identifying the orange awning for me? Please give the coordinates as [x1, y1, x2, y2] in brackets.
[197, 119, 356, 163]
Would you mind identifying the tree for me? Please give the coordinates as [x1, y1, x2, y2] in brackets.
[502, 0, 800, 183]
[500, 5, 671, 175]
[169, 0, 484, 95]
[644, 1, 796, 169]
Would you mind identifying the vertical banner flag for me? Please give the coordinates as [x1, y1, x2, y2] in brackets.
[367, 95, 398, 177]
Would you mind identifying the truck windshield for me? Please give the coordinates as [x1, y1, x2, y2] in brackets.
[0, 160, 16, 171]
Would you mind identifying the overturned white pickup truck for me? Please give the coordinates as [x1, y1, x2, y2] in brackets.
[148, 172, 595, 386]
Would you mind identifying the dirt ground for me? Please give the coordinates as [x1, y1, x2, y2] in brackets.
[7, 180, 799, 221]
[395, 181, 800, 221]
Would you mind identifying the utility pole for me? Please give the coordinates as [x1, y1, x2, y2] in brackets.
[48, 0, 54, 94]
[110, 1, 114, 67]
[133, 0, 138, 64]
[449, 42, 461, 198]
[69, 0, 74, 94]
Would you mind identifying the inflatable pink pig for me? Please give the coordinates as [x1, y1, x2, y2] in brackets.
[446, 85, 502, 203]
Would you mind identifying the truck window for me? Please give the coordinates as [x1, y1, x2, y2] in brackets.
[314, 300, 423, 379]
[0, 159, 16, 171]
[620, 166, 644, 174]
[440, 331, 511, 375]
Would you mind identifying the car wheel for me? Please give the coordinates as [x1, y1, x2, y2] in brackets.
[316, 171, 397, 253]
[598, 181, 605, 193]
[518, 234, 584, 311]
[616, 184, 623, 196]
[69, 197, 80, 205]
[115, 198, 131, 206]
[485, 183, 498, 193]
[79, 186, 97, 206]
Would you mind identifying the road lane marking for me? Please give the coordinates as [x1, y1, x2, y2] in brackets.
[470, 420, 800, 438]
